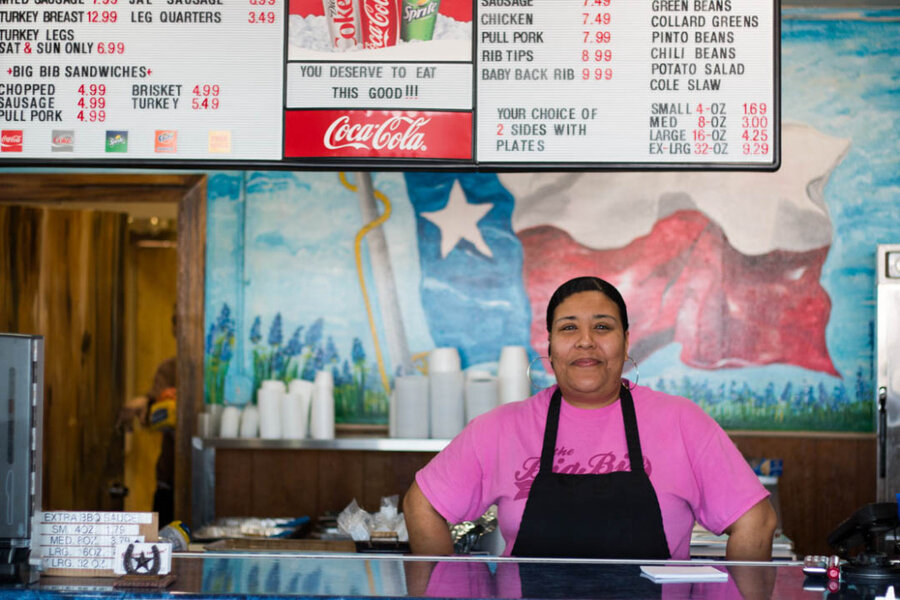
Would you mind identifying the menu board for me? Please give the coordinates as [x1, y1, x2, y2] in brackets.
[38, 511, 157, 577]
[0, 0, 779, 169]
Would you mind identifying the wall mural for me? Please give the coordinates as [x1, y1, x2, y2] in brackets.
[205, 9, 900, 432]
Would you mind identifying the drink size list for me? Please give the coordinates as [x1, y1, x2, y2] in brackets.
[0, 0, 778, 168]
[476, 0, 776, 165]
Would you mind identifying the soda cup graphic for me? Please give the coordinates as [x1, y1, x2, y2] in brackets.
[400, 0, 441, 42]
[361, 0, 400, 50]
[323, 0, 362, 50]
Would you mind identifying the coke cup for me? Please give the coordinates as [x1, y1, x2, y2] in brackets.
[400, 0, 441, 42]
[323, 0, 362, 51]
[360, 0, 400, 50]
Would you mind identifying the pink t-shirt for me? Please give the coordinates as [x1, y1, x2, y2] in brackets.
[416, 384, 768, 559]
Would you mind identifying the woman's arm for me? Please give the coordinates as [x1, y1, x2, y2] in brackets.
[403, 481, 454, 555]
[724, 498, 778, 561]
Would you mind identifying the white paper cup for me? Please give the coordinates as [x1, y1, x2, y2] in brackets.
[393, 374, 429, 438]
[429, 347, 461, 374]
[465, 375, 498, 422]
[310, 370, 335, 439]
[239, 404, 260, 438]
[262, 379, 287, 393]
[284, 379, 314, 439]
[219, 405, 241, 438]
[429, 371, 465, 439]
[498, 345, 531, 404]
[257, 386, 283, 439]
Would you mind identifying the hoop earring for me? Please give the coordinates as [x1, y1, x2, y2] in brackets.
[625, 355, 640, 390]
[526, 356, 551, 391]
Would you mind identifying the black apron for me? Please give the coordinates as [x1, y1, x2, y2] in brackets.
[511, 383, 671, 559]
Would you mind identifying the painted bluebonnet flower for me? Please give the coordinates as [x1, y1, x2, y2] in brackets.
[268, 313, 283, 346]
[341, 359, 352, 385]
[285, 327, 304, 357]
[205, 303, 236, 405]
[250, 316, 262, 344]
[272, 348, 286, 374]
[351, 337, 366, 366]
[313, 346, 325, 372]
[305, 318, 324, 348]
[300, 359, 316, 382]
[325, 336, 339, 364]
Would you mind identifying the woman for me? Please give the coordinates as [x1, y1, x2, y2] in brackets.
[404, 276, 777, 559]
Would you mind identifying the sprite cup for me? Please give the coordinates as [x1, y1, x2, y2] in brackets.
[400, 0, 441, 42]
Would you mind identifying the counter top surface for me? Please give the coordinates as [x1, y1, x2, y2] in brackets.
[0, 553, 885, 599]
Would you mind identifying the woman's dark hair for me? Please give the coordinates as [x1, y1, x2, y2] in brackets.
[545, 276, 629, 333]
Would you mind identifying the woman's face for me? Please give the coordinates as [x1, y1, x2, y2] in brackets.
[548, 290, 629, 408]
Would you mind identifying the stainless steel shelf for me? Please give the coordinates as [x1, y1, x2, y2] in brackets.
[193, 437, 449, 452]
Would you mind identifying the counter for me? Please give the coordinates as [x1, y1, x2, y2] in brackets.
[0, 553, 884, 599]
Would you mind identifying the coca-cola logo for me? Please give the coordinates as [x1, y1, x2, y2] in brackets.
[53, 135, 73, 145]
[324, 115, 429, 152]
[364, 0, 393, 48]
[2, 132, 23, 144]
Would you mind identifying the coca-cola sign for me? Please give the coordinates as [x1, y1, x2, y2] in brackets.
[284, 110, 472, 160]
[361, 0, 398, 50]
[324, 114, 428, 151]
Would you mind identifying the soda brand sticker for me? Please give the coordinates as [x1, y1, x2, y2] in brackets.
[105, 131, 128, 153]
[154, 130, 177, 153]
[1, 130, 24, 152]
[51, 130, 75, 152]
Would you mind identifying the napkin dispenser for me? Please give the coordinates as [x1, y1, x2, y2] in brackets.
[0, 334, 44, 581]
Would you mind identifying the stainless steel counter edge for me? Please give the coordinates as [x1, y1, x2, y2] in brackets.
[192, 436, 450, 452]
[175, 552, 801, 567]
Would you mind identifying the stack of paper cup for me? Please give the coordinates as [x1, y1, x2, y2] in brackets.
[465, 371, 498, 422]
[257, 380, 286, 439]
[498, 346, 531, 405]
[429, 347, 464, 439]
[429, 347, 461, 374]
[283, 379, 314, 439]
[310, 370, 335, 439]
[239, 403, 260, 438]
[392, 374, 429, 438]
[219, 405, 241, 438]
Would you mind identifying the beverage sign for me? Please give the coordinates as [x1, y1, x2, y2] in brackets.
[0, 0, 779, 169]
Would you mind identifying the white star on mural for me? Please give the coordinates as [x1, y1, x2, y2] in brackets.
[421, 180, 494, 259]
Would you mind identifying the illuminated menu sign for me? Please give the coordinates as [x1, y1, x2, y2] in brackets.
[0, 0, 779, 169]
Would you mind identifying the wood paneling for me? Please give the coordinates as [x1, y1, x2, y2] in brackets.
[175, 177, 207, 524]
[214, 436, 875, 557]
[1, 205, 127, 511]
[731, 432, 876, 557]
[214, 449, 434, 519]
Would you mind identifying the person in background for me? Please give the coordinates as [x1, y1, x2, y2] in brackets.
[404, 276, 776, 560]
[118, 313, 177, 526]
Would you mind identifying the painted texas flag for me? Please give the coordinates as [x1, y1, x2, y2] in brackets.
[405, 122, 850, 376]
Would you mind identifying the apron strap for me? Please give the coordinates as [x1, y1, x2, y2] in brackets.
[619, 383, 645, 474]
[539, 383, 645, 474]
[538, 388, 563, 473]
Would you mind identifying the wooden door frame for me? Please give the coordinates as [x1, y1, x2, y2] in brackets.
[0, 172, 206, 523]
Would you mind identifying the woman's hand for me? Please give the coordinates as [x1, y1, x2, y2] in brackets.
[724, 498, 778, 561]
[403, 481, 454, 555]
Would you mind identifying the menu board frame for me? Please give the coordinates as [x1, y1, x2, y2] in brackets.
[0, 0, 781, 171]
